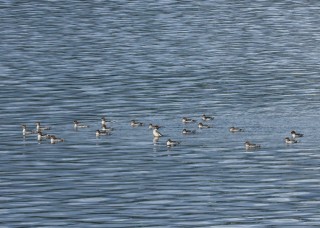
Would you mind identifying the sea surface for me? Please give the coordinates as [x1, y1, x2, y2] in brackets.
[1, 1, 320, 227]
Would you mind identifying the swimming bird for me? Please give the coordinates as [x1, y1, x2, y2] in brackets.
[182, 117, 196, 123]
[153, 128, 163, 137]
[50, 135, 64, 144]
[21, 125, 36, 136]
[201, 114, 214, 121]
[182, 129, 196, 134]
[229, 127, 244, 132]
[101, 117, 106, 126]
[285, 137, 298, 144]
[198, 122, 212, 128]
[244, 141, 261, 149]
[101, 124, 113, 132]
[101, 116, 112, 126]
[166, 139, 180, 147]
[130, 120, 144, 127]
[36, 122, 51, 131]
[96, 130, 110, 137]
[37, 131, 52, 141]
[291, 130, 303, 139]
[73, 120, 89, 128]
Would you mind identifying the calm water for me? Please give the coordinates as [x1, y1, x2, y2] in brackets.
[1, 1, 320, 227]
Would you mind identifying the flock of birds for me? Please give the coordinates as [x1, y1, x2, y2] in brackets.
[21, 114, 304, 149]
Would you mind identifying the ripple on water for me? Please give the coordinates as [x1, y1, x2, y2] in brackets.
[1, 0, 320, 227]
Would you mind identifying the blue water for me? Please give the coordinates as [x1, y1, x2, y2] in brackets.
[1, 1, 320, 227]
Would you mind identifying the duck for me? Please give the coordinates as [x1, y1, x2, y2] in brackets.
[229, 127, 244, 132]
[153, 128, 163, 137]
[182, 129, 196, 134]
[198, 122, 212, 128]
[201, 114, 214, 121]
[101, 124, 113, 132]
[244, 141, 261, 149]
[73, 120, 89, 128]
[285, 137, 297, 144]
[101, 117, 106, 126]
[35, 122, 51, 131]
[101, 116, 112, 126]
[130, 120, 144, 127]
[50, 135, 64, 144]
[291, 130, 303, 139]
[182, 117, 196, 123]
[21, 125, 36, 136]
[37, 131, 52, 141]
[166, 139, 180, 147]
[96, 130, 110, 137]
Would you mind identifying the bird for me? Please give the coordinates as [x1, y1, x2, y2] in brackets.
[201, 114, 214, 121]
[21, 125, 36, 136]
[73, 120, 89, 128]
[229, 127, 244, 132]
[37, 131, 52, 141]
[244, 141, 261, 150]
[101, 117, 107, 125]
[50, 135, 64, 144]
[182, 117, 196, 123]
[130, 120, 144, 127]
[285, 137, 297, 144]
[96, 130, 111, 137]
[35, 122, 51, 131]
[198, 122, 212, 128]
[182, 129, 196, 134]
[101, 116, 112, 126]
[291, 130, 303, 139]
[153, 128, 163, 137]
[166, 139, 180, 147]
[101, 124, 113, 132]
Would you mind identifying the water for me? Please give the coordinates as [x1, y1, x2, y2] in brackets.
[1, 1, 320, 227]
